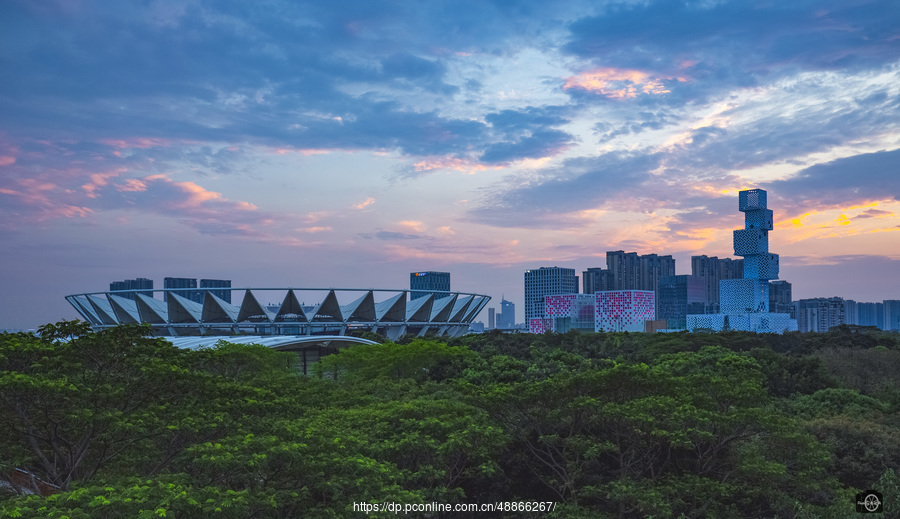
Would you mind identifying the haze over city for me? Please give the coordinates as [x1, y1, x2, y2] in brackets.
[2, 0, 899, 330]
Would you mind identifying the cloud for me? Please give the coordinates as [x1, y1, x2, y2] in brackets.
[469, 150, 661, 227]
[765, 148, 900, 209]
[563, 0, 900, 104]
[297, 226, 332, 233]
[594, 109, 677, 142]
[480, 129, 574, 164]
[485, 106, 570, 131]
[563, 68, 686, 99]
[353, 197, 376, 209]
[398, 220, 427, 233]
[87, 174, 275, 236]
[666, 74, 900, 176]
[0, 159, 277, 237]
[379, 52, 457, 94]
[854, 208, 894, 219]
[0, 177, 94, 226]
[406, 157, 504, 175]
[0, 1, 584, 166]
[359, 230, 423, 240]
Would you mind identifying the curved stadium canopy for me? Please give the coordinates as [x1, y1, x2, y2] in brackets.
[66, 287, 490, 340]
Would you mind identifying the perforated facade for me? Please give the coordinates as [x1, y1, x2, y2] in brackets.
[528, 290, 655, 333]
[596, 290, 655, 332]
[687, 189, 797, 333]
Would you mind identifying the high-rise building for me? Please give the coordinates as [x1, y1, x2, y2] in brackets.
[109, 278, 153, 300]
[843, 300, 859, 326]
[640, 254, 674, 314]
[606, 251, 640, 290]
[488, 307, 495, 329]
[874, 302, 886, 330]
[793, 298, 845, 332]
[410, 271, 451, 300]
[164, 277, 201, 304]
[769, 280, 793, 315]
[658, 275, 709, 330]
[885, 300, 900, 331]
[200, 279, 232, 304]
[582, 267, 613, 294]
[691, 255, 744, 312]
[524, 267, 578, 323]
[687, 189, 797, 333]
[639, 254, 676, 293]
[498, 298, 515, 329]
[852, 301, 885, 328]
[600, 251, 673, 315]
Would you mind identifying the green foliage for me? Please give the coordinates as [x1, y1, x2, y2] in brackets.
[191, 341, 298, 382]
[791, 388, 888, 421]
[1, 476, 254, 519]
[314, 339, 473, 381]
[816, 346, 900, 395]
[3, 322, 900, 518]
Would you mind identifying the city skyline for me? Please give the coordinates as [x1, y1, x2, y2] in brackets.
[2, 0, 900, 329]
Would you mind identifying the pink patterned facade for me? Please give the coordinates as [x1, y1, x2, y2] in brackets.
[596, 290, 655, 332]
[529, 318, 554, 333]
[544, 294, 577, 317]
[530, 295, 577, 332]
[531, 291, 655, 333]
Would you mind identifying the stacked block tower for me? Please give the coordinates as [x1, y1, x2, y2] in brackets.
[687, 189, 797, 333]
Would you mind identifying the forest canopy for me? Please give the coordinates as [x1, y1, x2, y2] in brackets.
[1, 322, 899, 518]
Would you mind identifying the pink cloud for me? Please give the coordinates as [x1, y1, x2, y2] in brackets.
[413, 157, 505, 174]
[302, 211, 332, 224]
[116, 178, 148, 192]
[173, 180, 224, 206]
[297, 226, 333, 233]
[353, 197, 376, 209]
[563, 68, 687, 99]
[99, 137, 172, 149]
[82, 170, 126, 197]
[398, 220, 427, 232]
[0, 177, 94, 225]
[269, 147, 337, 156]
[0, 139, 325, 246]
[0, 138, 20, 166]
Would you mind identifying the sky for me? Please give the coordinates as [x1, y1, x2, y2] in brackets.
[2, 0, 900, 329]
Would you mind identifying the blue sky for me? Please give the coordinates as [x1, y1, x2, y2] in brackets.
[2, 0, 899, 328]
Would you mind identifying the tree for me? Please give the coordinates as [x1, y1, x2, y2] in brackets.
[0, 322, 204, 490]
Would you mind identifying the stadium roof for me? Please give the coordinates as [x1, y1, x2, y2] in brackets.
[67, 287, 490, 340]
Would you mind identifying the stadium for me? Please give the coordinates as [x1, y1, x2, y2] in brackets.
[66, 287, 490, 339]
[66, 287, 490, 374]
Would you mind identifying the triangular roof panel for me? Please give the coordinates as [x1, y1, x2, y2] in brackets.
[201, 292, 239, 323]
[430, 294, 457, 323]
[86, 295, 118, 325]
[167, 293, 202, 324]
[406, 294, 433, 322]
[449, 295, 474, 322]
[135, 293, 168, 324]
[274, 290, 308, 322]
[70, 296, 101, 325]
[237, 290, 274, 322]
[108, 294, 140, 324]
[341, 292, 375, 322]
[462, 295, 490, 323]
[375, 293, 406, 322]
[309, 290, 342, 322]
